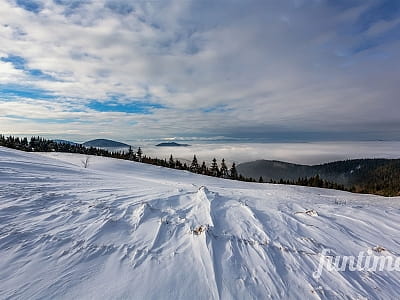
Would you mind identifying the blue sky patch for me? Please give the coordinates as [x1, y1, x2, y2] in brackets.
[0, 84, 56, 100]
[1, 54, 56, 81]
[87, 100, 165, 114]
[202, 104, 231, 113]
[16, 0, 42, 13]
[27, 69, 55, 80]
[105, 1, 134, 15]
[351, 23, 400, 54]
[1, 55, 26, 69]
[354, 0, 400, 33]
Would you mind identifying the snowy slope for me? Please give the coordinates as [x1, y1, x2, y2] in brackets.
[1, 146, 400, 299]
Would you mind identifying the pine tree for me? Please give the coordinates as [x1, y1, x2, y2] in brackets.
[175, 159, 182, 169]
[259, 176, 264, 183]
[190, 155, 200, 173]
[168, 154, 175, 168]
[128, 146, 136, 160]
[210, 158, 219, 177]
[200, 161, 207, 174]
[220, 158, 228, 178]
[229, 162, 238, 179]
[137, 147, 142, 162]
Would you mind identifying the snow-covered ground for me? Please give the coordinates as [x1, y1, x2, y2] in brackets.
[1, 146, 400, 299]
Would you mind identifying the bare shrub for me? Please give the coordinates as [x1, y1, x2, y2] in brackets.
[81, 156, 90, 168]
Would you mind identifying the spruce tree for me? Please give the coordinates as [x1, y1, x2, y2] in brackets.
[220, 158, 228, 178]
[190, 155, 200, 173]
[128, 146, 135, 160]
[210, 158, 219, 177]
[200, 161, 207, 174]
[169, 154, 175, 168]
[175, 159, 182, 169]
[137, 147, 142, 162]
[229, 162, 238, 179]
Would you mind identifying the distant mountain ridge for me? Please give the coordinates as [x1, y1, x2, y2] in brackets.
[156, 142, 191, 147]
[83, 139, 130, 148]
[238, 160, 314, 182]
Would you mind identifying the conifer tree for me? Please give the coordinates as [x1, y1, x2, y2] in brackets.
[210, 158, 219, 177]
[175, 159, 182, 169]
[220, 158, 228, 178]
[168, 154, 175, 168]
[200, 161, 207, 174]
[137, 147, 143, 162]
[128, 146, 136, 160]
[190, 155, 200, 173]
[229, 162, 238, 179]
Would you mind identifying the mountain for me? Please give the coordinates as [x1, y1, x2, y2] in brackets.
[237, 158, 400, 196]
[83, 138, 130, 148]
[1, 146, 400, 298]
[155, 142, 191, 147]
[237, 160, 315, 181]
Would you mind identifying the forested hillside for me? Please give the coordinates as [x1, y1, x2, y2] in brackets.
[238, 159, 400, 196]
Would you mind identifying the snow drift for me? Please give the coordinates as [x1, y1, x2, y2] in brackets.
[1, 146, 400, 299]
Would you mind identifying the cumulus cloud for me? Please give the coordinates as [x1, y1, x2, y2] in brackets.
[0, 0, 399, 141]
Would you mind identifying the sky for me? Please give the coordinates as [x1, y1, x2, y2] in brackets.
[0, 0, 400, 143]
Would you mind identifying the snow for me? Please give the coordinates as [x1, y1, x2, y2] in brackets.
[1, 146, 400, 299]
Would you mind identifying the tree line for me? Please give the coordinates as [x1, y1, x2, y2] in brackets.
[3, 134, 393, 195]
[0, 135, 252, 182]
[267, 174, 346, 191]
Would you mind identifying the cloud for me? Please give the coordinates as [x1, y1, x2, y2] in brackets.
[142, 141, 400, 165]
[0, 0, 399, 141]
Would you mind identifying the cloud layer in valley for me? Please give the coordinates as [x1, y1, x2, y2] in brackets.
[142, 141, 400, 165]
